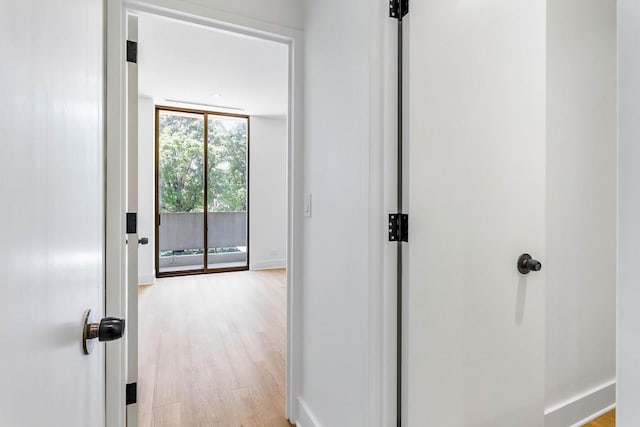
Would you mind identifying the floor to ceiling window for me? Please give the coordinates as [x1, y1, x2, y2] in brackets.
[156, 106, 249, 276]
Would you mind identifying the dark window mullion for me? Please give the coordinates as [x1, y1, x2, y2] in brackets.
[203, 112, 209, 272]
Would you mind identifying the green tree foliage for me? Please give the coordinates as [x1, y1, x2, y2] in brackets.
[158, 114, 204, 213]
[208, 119, 247, 212]
[158, 112, 247, 213]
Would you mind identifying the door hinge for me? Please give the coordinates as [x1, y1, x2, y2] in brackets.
[388, 213, 408, 242]
[126, 382, 137, 405]
[126, 40, 137, 63]
[389, 0, 409, 20]
[126, 212, 137, 234]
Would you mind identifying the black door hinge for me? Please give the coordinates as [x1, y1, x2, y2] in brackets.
[126, 212, 137, 234]
[126, 40, 137, 63]
[389, 0, 409, 20]
[388, 213, 408, 242]
[126, 382, 137, 405]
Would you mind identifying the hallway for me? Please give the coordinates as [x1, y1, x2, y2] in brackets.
[138, 269, 291, 426]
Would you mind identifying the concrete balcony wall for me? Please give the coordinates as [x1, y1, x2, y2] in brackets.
[158, 212, 247, 252]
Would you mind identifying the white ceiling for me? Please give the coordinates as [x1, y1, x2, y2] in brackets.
[138, 14, 289, 116]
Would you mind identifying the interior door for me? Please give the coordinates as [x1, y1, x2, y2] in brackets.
[405, 2, 546, 426]
[0, 0, 106, 426]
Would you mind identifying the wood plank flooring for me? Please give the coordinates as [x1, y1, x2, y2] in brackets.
[584, 410, 615, 427]
[138, 269, 293, 427]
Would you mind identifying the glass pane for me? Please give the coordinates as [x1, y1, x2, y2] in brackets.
[157, 110, 205, 273]
[207, 115, 248, 269]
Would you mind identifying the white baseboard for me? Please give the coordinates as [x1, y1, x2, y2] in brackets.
[296, 397, 322, 427]
[572, 403, 616, 427]
[544, 380, 616, 427]
[249, 258, 286, 270]
[138, 274, 156, 285]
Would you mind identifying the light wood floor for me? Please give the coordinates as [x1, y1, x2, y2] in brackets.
[138, 269, 293, 427]
[584, 410, 615, 427]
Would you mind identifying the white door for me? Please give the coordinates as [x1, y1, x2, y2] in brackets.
[0, 0, 106, 426]
[126, 13, 140, 427]
[405, 2, 546, 426]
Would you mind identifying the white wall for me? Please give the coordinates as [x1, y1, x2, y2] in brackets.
[249, 117, 287, 270]
[545, 1, 618, 425]
[301, 0, 377, 425]
[136, 0, 303, 31]
[138, 96, 156, 284]
[185, 0, 302, 30]
[618, 1, 640, 425]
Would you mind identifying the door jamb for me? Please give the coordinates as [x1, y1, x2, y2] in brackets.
[374, 3, 399, 425]
[105, 1, 127, 426]
[105, 1, 305, 425]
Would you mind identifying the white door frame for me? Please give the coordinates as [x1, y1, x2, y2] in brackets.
[125, 14, 139, 427]
[105, 1, 305, 424]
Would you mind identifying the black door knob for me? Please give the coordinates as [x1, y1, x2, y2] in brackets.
[518, 254, 542, 274]
[83, 310, 126, 355]
[98, 317, 126, 342]
[138, 237, 149, 245]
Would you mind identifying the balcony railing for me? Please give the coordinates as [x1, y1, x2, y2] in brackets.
[158, 212, 247, 271]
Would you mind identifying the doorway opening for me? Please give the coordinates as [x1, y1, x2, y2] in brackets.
[106, 0, 303, 424]
[155, 107, 250, 276]
[132, 10, 293, 426]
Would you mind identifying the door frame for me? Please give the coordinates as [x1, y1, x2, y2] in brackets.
[105, 1, 305, 425]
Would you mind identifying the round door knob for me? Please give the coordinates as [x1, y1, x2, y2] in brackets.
[98, 317, 126, 342]
[518, 254, 542, 274]
[82, 310, 126, 355]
